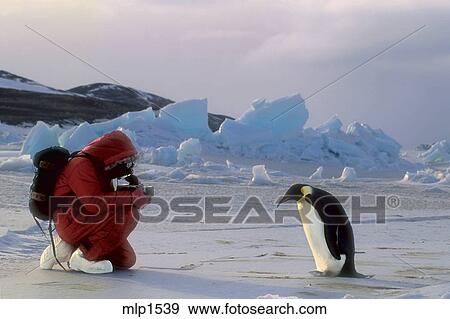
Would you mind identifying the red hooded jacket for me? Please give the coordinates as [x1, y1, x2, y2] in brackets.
[54, 131, 140, 269]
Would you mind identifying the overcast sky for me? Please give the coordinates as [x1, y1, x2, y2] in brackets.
[1, 0, 449, 147]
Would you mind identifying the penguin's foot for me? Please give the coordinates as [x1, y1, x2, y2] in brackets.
[310, 270, 374, 278]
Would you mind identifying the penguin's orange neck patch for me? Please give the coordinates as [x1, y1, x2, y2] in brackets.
[300, 185, 313, 197]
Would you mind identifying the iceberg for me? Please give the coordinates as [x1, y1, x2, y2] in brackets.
[167, 167, 187, 180]
[309, 166, 323, 180]
[338, 167, 357, 182]
[418, 140, 450, 164]
[149, 146, 178, 166]
[345, 122, 401, 165]
[238, 94, 308, 140]
[12, 93, 411, 172]
[316, 115, 343, 134]
[58, 99, 211, 151]
[91, 107, 155, 135]
[401, 168, 448, 184]
[62, 108, 155, 150]
[20, 121, 59, 158]
[158, 99, 211, 139]
[226, 160, 239, 171]
[215, 96, 404, 170]
[61, 122, 98, 153]
[218, 94, 307, 147]
[215, 119, 272, 148]
[249, 165, 275, 185]
[177, 138, 202, 164]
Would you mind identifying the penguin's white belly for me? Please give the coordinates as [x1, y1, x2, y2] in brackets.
[298, 201, 345, 275]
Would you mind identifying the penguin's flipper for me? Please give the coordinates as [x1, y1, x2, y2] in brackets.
[337, 223, 355, 256]
[324, 225, 341, 260]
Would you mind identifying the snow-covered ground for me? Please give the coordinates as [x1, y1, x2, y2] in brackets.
[0, 153, 449, 298]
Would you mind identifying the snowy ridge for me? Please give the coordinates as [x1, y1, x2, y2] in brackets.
[0, 70, 71, 95]
[0, 225, 47, 258]
[67, 82, 172, 108]
[0, 224, 48, 277]
[0, 155, 32, 172]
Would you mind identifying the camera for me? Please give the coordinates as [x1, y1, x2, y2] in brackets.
[143, 185, 155, 196]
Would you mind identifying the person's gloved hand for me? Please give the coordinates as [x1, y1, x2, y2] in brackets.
[131, 186, 151, 209]
[125, 174, 140, 186]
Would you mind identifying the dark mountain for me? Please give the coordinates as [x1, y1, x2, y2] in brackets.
[68, 83, 172, 111]
[0, 70, 63, 92]
[0, 70, 233, 131]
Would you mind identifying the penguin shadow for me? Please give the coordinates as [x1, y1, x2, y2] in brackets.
[307, 272, 426, 293]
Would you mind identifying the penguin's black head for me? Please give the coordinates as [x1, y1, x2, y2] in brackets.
[276, 184, 314, 207]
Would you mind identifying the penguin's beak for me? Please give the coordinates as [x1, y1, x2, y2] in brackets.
[276, 195, 301, 207]
[276, 184, 304, 207]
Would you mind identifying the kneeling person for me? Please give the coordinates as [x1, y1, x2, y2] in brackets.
[40, 131, 150, 274]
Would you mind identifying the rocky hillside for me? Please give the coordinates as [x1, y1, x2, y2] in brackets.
[0, 70, 232, 131]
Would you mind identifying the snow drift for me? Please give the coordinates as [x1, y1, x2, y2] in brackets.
[0, 155, 32, 172]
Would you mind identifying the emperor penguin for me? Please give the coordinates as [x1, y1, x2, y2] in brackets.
[277, 184, 366, 278]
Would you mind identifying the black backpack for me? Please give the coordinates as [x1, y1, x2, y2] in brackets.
[29, 146, 102, 221]
[29, 146, 71, 221]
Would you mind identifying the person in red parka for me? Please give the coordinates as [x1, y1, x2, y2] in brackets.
[39, 131, 150, 274]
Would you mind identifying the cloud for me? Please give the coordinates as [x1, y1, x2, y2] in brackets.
[2, 0, 450, 146]
[323, 0, 450, 13]
[182, 29, 256, 42]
